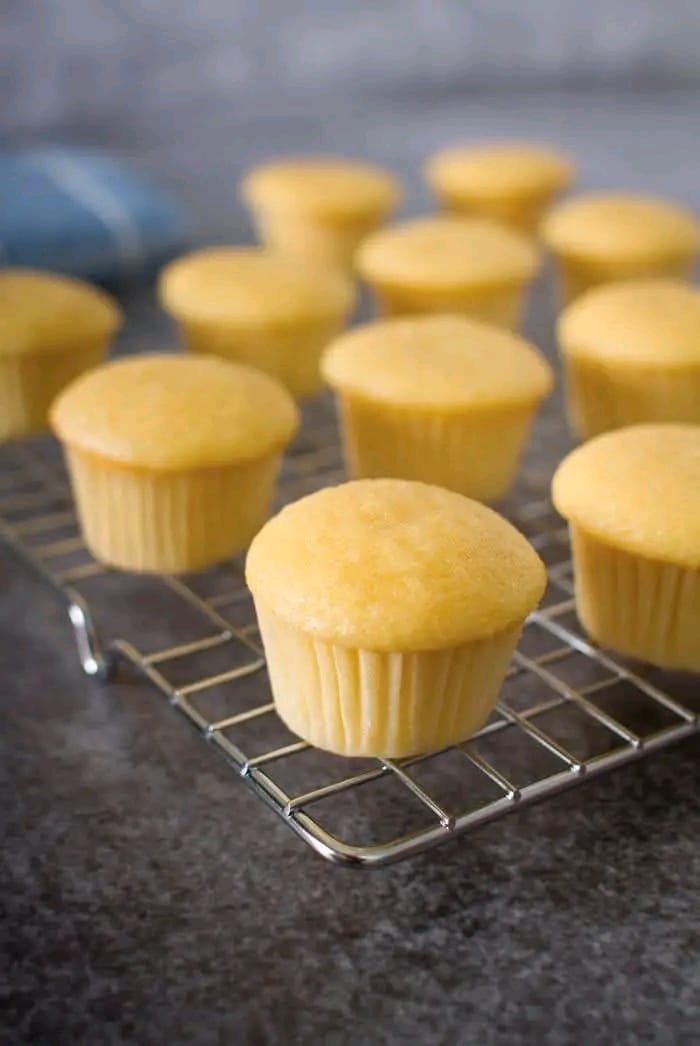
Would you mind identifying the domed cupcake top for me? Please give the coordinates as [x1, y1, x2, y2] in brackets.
[356, 217, 539, 288]
[240, 157, 401, 217]
[322, 314, 553, 409]
[558, 279, 700, 366]
[552, 424, 700, 566]
[159, 247, 355, 326]
[51, 354, 299, 470]
[0, 268, 121, 357]
[541, 193, 699, 262]
[426, 142, 573, 200]
[246, 478, 546, 650]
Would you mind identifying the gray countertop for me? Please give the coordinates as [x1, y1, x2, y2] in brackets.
[3, 87, 700, 1045]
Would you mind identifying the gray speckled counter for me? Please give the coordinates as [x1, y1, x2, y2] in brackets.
[3, 88, 700, 1045]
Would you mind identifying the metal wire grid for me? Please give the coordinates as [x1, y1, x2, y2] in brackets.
[1, 408, 698, 867]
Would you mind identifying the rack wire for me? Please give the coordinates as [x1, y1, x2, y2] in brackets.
[1, 399, 698, 867]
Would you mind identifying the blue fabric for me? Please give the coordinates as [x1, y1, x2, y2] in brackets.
[0, 147, 188, 283]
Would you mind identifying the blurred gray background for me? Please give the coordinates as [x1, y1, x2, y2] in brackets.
[2, 0, 700, 240]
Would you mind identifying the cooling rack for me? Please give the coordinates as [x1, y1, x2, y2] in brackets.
[1, 398, 698, 867]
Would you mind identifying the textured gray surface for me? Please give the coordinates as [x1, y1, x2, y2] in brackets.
[3, 85, 700, 1044]
[2, 546, 700, 1046]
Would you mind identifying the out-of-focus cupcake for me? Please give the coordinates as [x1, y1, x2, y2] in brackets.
[425, 141, 574, 234]
[239, 157, 401, 271]
[0, 269, 121, 440]
[558, 279, 700, 438]
[552, 424, 700, 671]
[51, 354, 298, 573]
[541, 193, 699, 303]
[158, 247, 354, 398]
[355, 216, 540, 330]
[322, 314, 553, 502]
[247, 478, 546, 758]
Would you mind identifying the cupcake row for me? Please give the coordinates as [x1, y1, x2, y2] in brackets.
[3, 252, 699, 459]
[44, 313, 548, 572]
[0, 264, 552, 511]
[239, 150, 700, 312]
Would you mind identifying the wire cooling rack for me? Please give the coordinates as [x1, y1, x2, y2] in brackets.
[1, 398, 698, 867]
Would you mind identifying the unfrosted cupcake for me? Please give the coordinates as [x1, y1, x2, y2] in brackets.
[0, 269, 121, 440]
[322, 315, 553, 502]
[239, 157, 401, 271]
[558, 279, 700, 438]
[541, 193, 699, 303]
[51, 354, 298, 573]
[425, 141, 574, 234]
[552, 424, 700, 671]
[247, 479, 546, 758]
[355, 216, 540, 330]
[158, 247, 354, 399]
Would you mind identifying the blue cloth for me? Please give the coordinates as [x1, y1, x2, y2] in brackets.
[0, 147, 188, 283]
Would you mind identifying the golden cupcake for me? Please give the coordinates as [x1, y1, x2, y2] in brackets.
[158, 247, 354, 399]
[552, 424, 700, 671]
[51, 354, 298, 573]
[0, 268, 121, 440]
[322, 315, 553, 502]
[425, 141, 574, 234]
[355, 216, 540, 330]
[239, 156, 401, 271]
[558, 279, 700, 438]
[247, 478, 546, 757]
[541, 192, 700, 302]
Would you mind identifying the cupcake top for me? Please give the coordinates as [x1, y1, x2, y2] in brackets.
[51, 354, 299, 470]
[0, 268, 121, 357]
[356, 217, 539, 289]
[559, 279, 700, 368]
[240, 157, 401, 218]
[246, 478, 546, 650]
[552, 424, 700, 567]
[541, 193, 699, 262]
[159, 247, 354, 327]
[322, 315, 553, 409]
[426, 142, 573, 200]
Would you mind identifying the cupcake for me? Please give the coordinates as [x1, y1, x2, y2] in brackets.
[51, 354, 298, 573]
[425, 141, 574, 234]
[0, 268, 121, 440]
[246, 478, 546, 757]
[239, 157, 401, 271]
[541, 193, 699, 303]
[322, 315, 553, 502]
[158, 247, 354, 399]
[552, 424, 700, 671]
[355, 216, 540, 330]
[558, 280, 700, 438]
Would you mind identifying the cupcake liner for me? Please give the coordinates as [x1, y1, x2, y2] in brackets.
[250, 208, 382, 272]
[570, 525, 700, 671]
[336, 393, 537, 502]
[368, 279, 527, 330]
[180, 316, 345, 399]
[66, 448, 281, 573]
[255, 601, 521, 757]
[564, 356, 700, 439]
[554, 253, 695, 305]
[0, 340, 107, 440]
